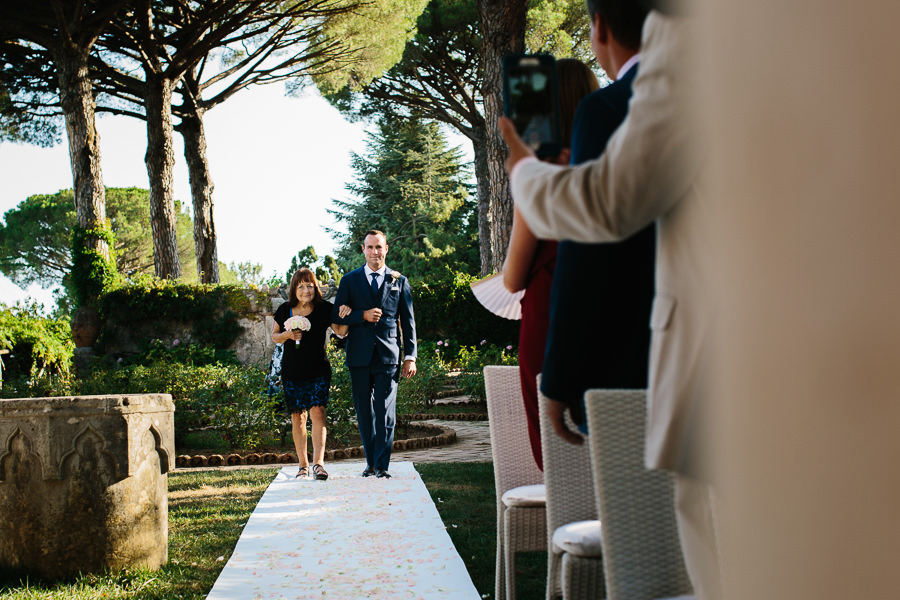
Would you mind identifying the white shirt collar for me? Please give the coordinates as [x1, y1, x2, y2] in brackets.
[616, 53, 641, 80]
[364, 265, 387, 278]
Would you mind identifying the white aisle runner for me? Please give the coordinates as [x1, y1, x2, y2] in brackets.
[206, 462, 481, 600]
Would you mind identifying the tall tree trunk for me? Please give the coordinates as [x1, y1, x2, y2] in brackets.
[470, 125, 492, 275]
[55, 41, 110, 296]
[144, 71, 182, 280]
[178, 103, 219, 283]
[477, 0, 527, 274]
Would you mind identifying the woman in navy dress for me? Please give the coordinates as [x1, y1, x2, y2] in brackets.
[272, 268, 348, 480]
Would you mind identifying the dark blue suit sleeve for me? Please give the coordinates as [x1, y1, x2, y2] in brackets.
[398, 277, 417, 359]
[331, 273, 365, 326]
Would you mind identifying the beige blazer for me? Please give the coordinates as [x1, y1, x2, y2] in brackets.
[512, 11, 710, 474]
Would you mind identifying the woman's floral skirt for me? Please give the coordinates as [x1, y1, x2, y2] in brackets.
[283, 375, 330, 413]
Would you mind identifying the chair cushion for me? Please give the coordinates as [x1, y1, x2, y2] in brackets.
[552, 520, 603, 557]
[501, 484, 547, 507]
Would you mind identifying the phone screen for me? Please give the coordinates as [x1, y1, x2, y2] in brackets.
[503, 55, 561, 158]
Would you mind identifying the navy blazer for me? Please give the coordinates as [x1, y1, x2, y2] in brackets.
[541, 65, 657, 412]
[331, 266, 417, 368]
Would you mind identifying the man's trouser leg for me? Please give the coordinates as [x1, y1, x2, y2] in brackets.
[349, 365, 376, 467]
[370, 361, 398, 470]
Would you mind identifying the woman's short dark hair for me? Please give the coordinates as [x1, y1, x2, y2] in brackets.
[288, 268, 324, 306]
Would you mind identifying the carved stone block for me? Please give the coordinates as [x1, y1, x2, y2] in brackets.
[0, 394, 174, 579]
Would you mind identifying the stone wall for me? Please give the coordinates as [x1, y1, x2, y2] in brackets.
[98, 283, 337, 369]
[229, 287, 282, 369]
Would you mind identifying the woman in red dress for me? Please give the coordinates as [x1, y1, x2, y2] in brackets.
[502, 59, 600, 470]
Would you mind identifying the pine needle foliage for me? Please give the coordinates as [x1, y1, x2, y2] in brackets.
[327, 116, 478, 279]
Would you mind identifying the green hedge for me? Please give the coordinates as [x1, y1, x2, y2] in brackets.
[96, 276, 267, 352]
[411, 273, 519, 347]
[91, 273, 517, 360]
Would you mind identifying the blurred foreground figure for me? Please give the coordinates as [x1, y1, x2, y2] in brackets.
[500, 3, 721, 597]
[703, 1, 900, 600]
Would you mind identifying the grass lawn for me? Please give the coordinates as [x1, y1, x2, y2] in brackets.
[0, 463, 546, 599]
[418, 462, 547, 600]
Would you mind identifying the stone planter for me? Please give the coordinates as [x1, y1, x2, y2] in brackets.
[0, 394, 174, 580]
[70, 305, 101, 348]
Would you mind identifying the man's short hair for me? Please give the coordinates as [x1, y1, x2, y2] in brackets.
[361, 229, 387, 245]
[585, 0, 649, 51]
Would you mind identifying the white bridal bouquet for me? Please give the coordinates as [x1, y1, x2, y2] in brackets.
[284, 315, 311, 347]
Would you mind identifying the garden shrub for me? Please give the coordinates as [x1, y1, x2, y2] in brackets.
[324, 344, 359, 447]
[96, 276, 265, 354]
[455, 342, 518, 402]
[69, 223, 120, 307]
[57, 359, 275, 449]
[397, 339, 453, 409]
[411, 272, 519, 347]
[1, 291, 521, 450]
[205, 370, 280, 450]
[1, 370, 76, 399]
[127, 337, 239, 367]
[0, 302, 73, 391]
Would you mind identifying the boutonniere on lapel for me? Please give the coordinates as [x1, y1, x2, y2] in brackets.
[390, 271, 402, 289]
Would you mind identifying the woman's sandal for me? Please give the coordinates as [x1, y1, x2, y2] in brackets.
[296, 465, 309, 478]
[312, 464, 328, 481]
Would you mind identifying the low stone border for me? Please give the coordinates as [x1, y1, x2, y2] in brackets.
[433, 398, 484, 406]
[405, 413, 487, 421]
[175, 422, 457, 468]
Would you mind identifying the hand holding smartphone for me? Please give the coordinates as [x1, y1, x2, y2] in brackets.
[502, 54, 562, 159]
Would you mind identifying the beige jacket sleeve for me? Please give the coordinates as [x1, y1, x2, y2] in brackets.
[512, 11, 702, 243]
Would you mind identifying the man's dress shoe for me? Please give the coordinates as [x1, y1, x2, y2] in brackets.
[375, 468, 391, 479]
[362, 466, 376, 477]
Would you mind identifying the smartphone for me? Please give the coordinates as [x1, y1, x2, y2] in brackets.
[502, 54, 562, 159]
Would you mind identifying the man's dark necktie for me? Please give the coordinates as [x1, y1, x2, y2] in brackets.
[370, 272, 380, 296]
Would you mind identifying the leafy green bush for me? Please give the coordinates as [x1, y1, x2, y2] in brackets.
[126, 337, 238, 367]
[96, 276, 265, 353]
[397, 340, 453, 409]
[411, 272, 519, 347]
[70, 224, 120, 307]
[15, 356, 272, 449]
[455, 341, 518, 402]
[0, 302, 73, 391]
[323, 344, 359, 447]
[209, 379, 280, 450]
[2, 318, 523, 452]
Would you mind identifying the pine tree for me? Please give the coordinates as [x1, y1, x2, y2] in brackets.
[327, 116, 478, 280]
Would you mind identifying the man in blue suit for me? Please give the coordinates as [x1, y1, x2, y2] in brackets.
[540, 0, 654, 441]
[332, 230, 417, 478]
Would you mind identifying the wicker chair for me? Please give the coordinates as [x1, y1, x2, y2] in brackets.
[583, 389, 693, 600]
[484, 365, 547, 600]
[538, 387, 605, 599]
